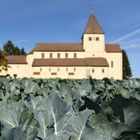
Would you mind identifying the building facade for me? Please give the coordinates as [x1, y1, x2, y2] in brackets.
[1, 15, 123, 79]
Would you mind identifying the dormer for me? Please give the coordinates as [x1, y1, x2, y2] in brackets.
[83, 14, 105, 53]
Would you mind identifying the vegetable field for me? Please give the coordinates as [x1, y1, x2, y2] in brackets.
[0, 77, 140, 140]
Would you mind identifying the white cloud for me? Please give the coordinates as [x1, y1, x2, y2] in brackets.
[111, 27, 140, 43]
[124, 44, 140, 49]
[121, 38, 140, 45]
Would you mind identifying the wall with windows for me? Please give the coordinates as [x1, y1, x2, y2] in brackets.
[33, 52, 84, 59]
[105, 53, 122, 80]
[82, 51, 122, 80]
[32, 67, 86, 79]
[5, 64, 27, 78]
[32, 66, 109, 79]
[86, 67, 108, 79]
[83, 34, 105, 55]
[2, 34, 122, 80]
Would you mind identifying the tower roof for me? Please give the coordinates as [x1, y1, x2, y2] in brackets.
[84, 14, 104, 34]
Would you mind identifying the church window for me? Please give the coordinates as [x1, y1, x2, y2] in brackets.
[65, 53, 68, 58]
[92, 69, 94, 73]
[102, 69, 105, 73]
[96, 37, 99, 41]
[57, 53, 60, 58]
[50, 53, 53, 58]
[74, 68, 76, 71]
[49, 68, 51, 72]
[66, 68, 68, 71]
[111, 61, 114, 68]
[41, 53, 45, 58]
[13, 74, 17, 78]
[89, 37, 92, 41]
[58, 68, 60, 71]
[74, 53, 77, 58]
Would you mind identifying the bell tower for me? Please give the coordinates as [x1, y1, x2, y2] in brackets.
[83, 14, 105, 54]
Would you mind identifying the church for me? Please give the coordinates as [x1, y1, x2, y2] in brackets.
[1, 14, 123, 79]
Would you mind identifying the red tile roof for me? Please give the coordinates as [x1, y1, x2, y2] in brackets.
[105, 44, 122, 53]
[6, 56, 27, 64]
[32, 57, 109, 67]
[29, 43, 122, 54]
[84, 15, 104, 34]
[32, 43, 84, 52]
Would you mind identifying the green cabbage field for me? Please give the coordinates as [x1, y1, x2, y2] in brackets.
[0, 77, 140, 140]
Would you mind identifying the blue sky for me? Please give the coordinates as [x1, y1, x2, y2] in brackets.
[0, 0, 140, 77]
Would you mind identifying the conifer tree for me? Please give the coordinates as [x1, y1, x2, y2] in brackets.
[3, 40, 26, 55]
[0, 50, 8, 71]
[122, 49, 132, 79]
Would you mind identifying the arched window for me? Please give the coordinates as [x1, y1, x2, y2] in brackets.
[50, 53, 53, 58]
[41, 53, 45, 58]
[65, 53, 68, 58]
[102, 69, 104, 73]
[111, 61, 114, 68]
[96, 37, 99, 41]
[74, 53, 77, 58]
[89, 37, 92, 41]
[57, 53, 60, 58]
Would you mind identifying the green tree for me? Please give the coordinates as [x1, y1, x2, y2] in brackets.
[20, 48, 26, 55]
[3, 41, 15, 55]
[0, 50, 8, 71]
[14, 47, 21, 55]
[3, 40, 26, 55]
[122, 49, 132, 79]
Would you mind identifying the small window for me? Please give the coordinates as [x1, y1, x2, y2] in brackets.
[102, 69, 105, 73]
[89, 37, 92, 41]
[49, 68, 51, 72]
[13, 74, 17, 78]
[74, 53, 77, 58]
[65, 53, 68, 58]
[111, 61, 114, 68]
[50, 53, 53, 58]
[74, 68, 76, 71]
[40, 68, 42, 72]
[92, 69, 94, 73]
[41, 53, 45, 58]
[58, 68, 60, 72]
[96, 37, 99, 41]
[51, 72, 57, 75]
[69, 72, 74, 75]
[66, 68, 68, 71]
[57, 53, 60, 58]
[6, 74, 10, 77]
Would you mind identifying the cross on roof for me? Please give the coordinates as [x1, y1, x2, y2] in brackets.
[90, 0, 94, 15]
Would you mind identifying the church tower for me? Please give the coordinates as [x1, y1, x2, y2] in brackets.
[83, 14, 105, 55]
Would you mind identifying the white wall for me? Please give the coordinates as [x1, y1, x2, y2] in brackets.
[33, 52, 84, 59]
[6, 64, 27, 78]
[32, 66, 109, 79]
[83, 34, 105, 55]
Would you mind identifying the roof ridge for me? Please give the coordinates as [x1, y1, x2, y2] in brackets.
[106, 43, 120, 45]
[36, 42, 82, 45]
